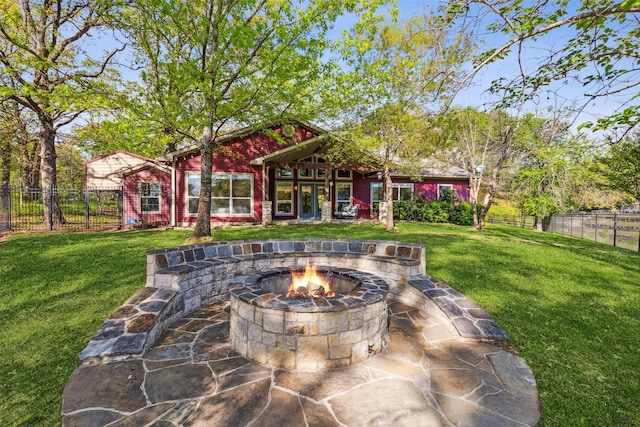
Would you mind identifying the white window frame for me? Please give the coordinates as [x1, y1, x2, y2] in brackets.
[211, 173, 254, 217]
[276, 167, 293, 179]
[139, 181, 161, 214]
[275, 181, 294, 215]
[186, 172, 201, 216]
[336, 169, 352, 180]
[370, 182, 414, 213]
[334, 182, 353, 213]
[186, 172, 254, 217]
[438, 184, 453, 200]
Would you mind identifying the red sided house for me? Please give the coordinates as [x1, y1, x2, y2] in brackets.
[84, 121, 470, 227]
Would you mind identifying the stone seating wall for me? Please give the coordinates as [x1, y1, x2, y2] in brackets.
[78, 239, 508, 365]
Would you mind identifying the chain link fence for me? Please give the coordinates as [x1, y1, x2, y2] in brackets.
[0, 186, 171, 232]
[486, 214, 536, 229]
[483, 212, 640, 252]
[547, 213, 640, 252]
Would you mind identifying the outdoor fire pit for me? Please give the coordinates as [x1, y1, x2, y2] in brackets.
[229, 261, 389, 371]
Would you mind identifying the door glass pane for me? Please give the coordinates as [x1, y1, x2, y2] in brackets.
[317, 185, 325, 214]
[301, 186, 312, 214]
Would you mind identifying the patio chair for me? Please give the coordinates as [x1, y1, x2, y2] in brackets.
[340, 203, 360, 219]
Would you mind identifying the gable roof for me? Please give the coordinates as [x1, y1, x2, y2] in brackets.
[158, 120, 326, 162]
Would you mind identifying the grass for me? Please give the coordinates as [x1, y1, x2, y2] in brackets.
[1, 223, 639, 426]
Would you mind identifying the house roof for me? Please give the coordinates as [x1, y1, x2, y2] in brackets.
[158, 120, 327, 162]
[250, 134, 330, 166]
[122, 160, 172, 176]
[418, 164, 469, 179]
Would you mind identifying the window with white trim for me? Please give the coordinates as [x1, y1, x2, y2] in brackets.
[275, 181, 294, 215]
[211, 173, 253, 216]
[335, 182, 352, 213]
[438, 184, 453, 200]
[186, 172, 253, 216]
[140, 182, 161, 213]
[336, 170, 352, 180]
[187, 173, 201, 215]
[370, 183, 413, 213]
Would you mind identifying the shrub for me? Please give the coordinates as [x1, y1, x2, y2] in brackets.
[393, 195, 472, 225]
[450, 202, 475, 226]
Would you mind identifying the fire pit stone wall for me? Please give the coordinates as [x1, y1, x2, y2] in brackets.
[229, 268, 390, 370]
[77, 239, 511, 365]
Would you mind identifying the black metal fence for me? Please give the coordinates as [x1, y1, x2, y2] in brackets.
[547, 213, 640, 252]
[0, 186, 171, 232]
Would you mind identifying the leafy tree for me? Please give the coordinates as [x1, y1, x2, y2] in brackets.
[445, 0, 640, 133]
[600, 132, 640, 204]
[123, 0, 388, 240]
[0, 0, 123, 228]
[442, 107, 528, 230]
[505, 110, 578, 230]
[335, 12, 472, 231]
[0, 101, 40, 190]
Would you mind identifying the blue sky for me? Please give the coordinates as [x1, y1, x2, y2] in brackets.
[388, 0, 637, 135]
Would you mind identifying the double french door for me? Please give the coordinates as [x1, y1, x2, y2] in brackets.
[299, 184, 325, 219]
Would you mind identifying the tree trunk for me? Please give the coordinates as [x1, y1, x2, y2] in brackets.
[191, 127, 214, 241]
[39, 116, 65, 229]
[476, 191, 491, 230]
[19, 137, 40, 192]
[383, 167, 395, 231]
[469, 175, 481, 229]
[533, 215, 543, 231]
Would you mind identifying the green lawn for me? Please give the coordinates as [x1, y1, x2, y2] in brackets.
[1, 223, 639, 426]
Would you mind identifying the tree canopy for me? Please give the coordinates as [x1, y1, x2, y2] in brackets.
[121, 0, 389, 239]
[0, 0, 123, 227]
[446, 0, 640, 133]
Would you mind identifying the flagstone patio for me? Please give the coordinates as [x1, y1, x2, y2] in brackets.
[62, 299, 540, 426]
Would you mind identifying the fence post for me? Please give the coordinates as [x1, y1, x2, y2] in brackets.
[613, 213, 617, 247]
[595, 214, 598, 243]
[49, 186, 54, 231]
[85, 187, 90, 229]
[581, 213, 584, 239]
[119, 187, 124, 229]
[570, 214, 573, 236]
[7, 186, 11, 230]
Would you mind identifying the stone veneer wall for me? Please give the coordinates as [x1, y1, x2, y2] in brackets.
[78, 239, 509, 365]
[229, 268, 390, 371]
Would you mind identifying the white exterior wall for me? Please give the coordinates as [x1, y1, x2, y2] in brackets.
[85, 152, 150, 187]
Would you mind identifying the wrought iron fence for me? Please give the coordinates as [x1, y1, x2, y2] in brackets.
[547, 213, 640, 252]
[0, 186, 171, 232]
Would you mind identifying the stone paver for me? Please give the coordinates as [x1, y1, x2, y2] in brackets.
[62, 300, 540, 426]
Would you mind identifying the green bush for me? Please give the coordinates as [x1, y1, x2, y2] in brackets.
[449, 202, 475, 226]
[393, 195, 473, 225]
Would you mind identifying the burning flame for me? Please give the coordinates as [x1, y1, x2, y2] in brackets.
[286, 260, 335, 298]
